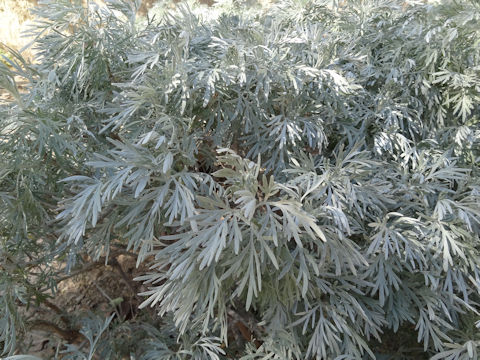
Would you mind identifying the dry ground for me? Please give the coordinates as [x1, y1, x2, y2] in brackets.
[19, 252, 153, 358]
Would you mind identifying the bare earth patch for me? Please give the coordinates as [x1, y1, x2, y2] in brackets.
[19, 253, 152, 358]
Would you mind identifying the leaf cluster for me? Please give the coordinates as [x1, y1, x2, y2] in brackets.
[1, 0, 480, 359]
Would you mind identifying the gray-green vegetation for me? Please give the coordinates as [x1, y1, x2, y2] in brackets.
[1, 0, 480, 359]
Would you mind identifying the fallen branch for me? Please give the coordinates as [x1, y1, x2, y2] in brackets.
[29, 319, 82, 343]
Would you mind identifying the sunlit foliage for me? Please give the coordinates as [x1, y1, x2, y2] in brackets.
[1, 0, 480, 359]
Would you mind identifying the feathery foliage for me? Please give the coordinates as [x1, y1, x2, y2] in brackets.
[1, 0, 480, 359]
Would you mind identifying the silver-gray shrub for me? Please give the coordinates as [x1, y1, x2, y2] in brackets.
[1, 0, 480, 359]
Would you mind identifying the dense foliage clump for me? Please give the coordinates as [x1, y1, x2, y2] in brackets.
[1, 0, 480, 359]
